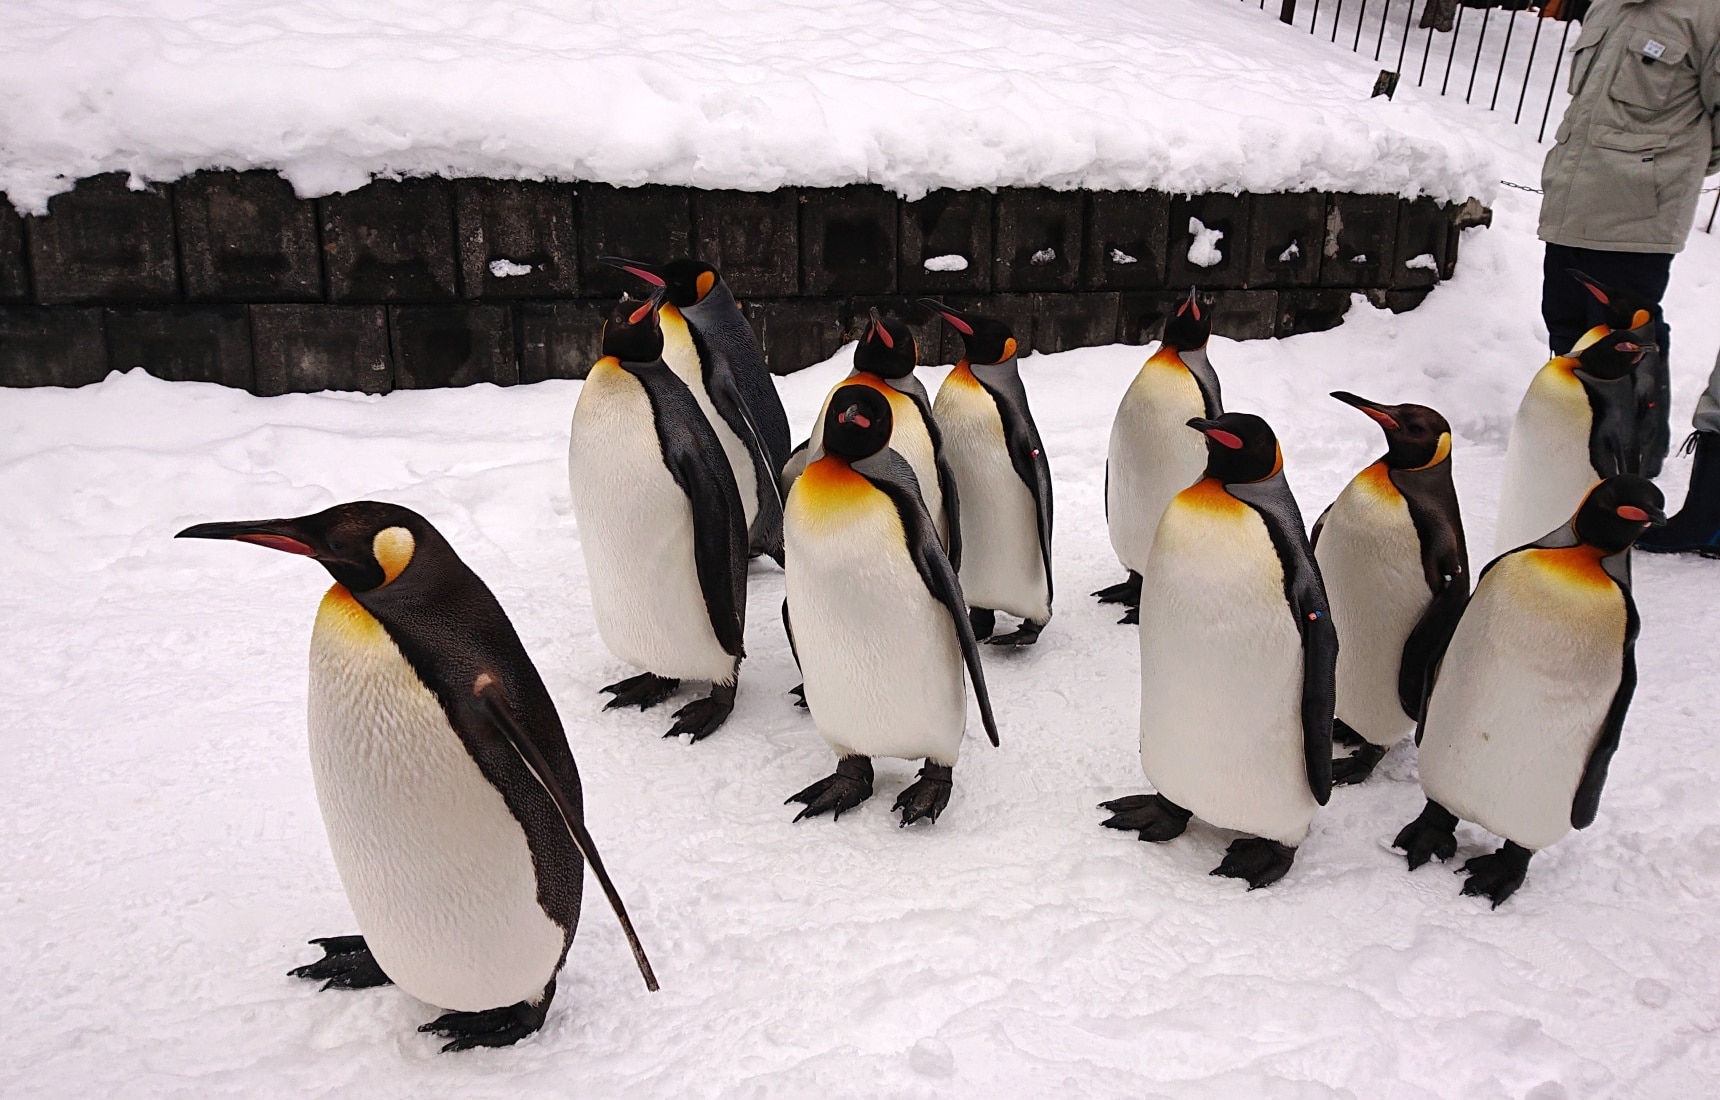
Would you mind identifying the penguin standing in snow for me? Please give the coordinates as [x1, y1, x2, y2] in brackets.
[1311, 392, 1468, 785]
[604, 257, 790, 562]
[177, 502, 657, 1050]
[923, 300, 1053, 646]
[1095, 287, 1222, 624]
[1100, 412, 1334, 888]
[779, 310, 960, 563]
[784, 384, 999, 826]
[1493, 326, 1657, 556]
[1558, 269, 1666, 478]
[1394, 475, 1665, 907]
[568, 295, 749, 740]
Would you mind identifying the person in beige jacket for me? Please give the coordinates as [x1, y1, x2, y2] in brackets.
[1537, 0, 1720, 545]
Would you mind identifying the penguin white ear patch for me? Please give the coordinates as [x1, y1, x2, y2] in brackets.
[373, 526, 416, 585]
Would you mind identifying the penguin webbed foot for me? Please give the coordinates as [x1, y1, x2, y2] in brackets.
[1211, 837, 1296, 890]
[1459, 842, 1533, 909]
[894, 762, 954, 827]
[288, 935, 393, 991]
[986, 618, 1044, 647]
[1092, 572, 1142, 607]
[1117, 606, 1139, 626]
[1098, 793, 1191, 842]
[420, 980, 554, 1053]
[601, 672, 681, 711]
[1331, 735, 1387, 786]
[1393, 800, 1460, 871]
[665, 681, 735, 741]
[1331, 721, 1366, 749]
[787, 756, 874, 821]
[789, 683, 808, 709]
[968, 608, 996, 641]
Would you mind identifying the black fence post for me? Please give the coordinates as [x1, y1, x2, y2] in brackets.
[1279, 0, 1297, 24]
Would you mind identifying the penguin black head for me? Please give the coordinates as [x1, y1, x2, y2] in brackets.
[601, 256, 722, 309]
[1162, 287, 1214, 352]
[1331, 391, 1452, 471]
[1574, 330, 1657, 381]
[822, 384, 894, 462]
[920, 299, 1017, 365]
[1188, 412, 1280, 484]
[601, 293, 665, 363]
[1567, 269, 1656, 333]
[852, 308, 919, 379]
[177, 501, 442, 595]
[1573, 475, 1667, 554]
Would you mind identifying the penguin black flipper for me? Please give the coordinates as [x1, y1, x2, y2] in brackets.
[705, 359, 786, 561]
[853, 448, 1000, 748]
[896, 380, 965, 572]
[685, 281, 793, 474]
[1226, 472, 1336, 804]
[972, 365, 1056, 606]
[1309, 503, 1331, 550]
[1572, 561, 1641, 830]
[471, 674, 659, 992]
[633, 361, 749, 657]
[1390, 461, 1471, 720]
[1576, 371, 1641, 478]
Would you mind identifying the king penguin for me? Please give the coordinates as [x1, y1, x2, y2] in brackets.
[1311, 392, 1468, 785]
[1099, 412, 1335, 888]
[1493, 326, 1657, 556]
[1393, 475, 1665, 907]
[922, 299, 1053, 646]
[783, 384, 1000, 826]
[1095, 287, 1222, 624]
[604, 257, 790, 562]
[568, 294, 749, 740]
[781, 310, 960, 561]
[176, 502, 657, 1050]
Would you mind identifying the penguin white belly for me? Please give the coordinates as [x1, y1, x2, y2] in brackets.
[1137, 482, 1317, 846]
[804, 379, 948, 548]
[568, 365, 736, 683]
[934, 372, 1049, 623]
[1107, 362, 1207, 573]
[661, 311, 760, 531]
[307, 589, 566, 1012]
[785, 463, 967, 765]
[1495, 364, 1598, 555]
[1418, 549, 1624, 850]
[1315, 467, 1430, 747]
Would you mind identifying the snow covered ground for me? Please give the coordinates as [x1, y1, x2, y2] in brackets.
[0, 0, 1498, 212]
[6, 159, 1720, 1094]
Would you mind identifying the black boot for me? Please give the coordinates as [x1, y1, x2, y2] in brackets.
[1638, 432, 1720, 556]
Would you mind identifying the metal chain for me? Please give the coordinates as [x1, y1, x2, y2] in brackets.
[1498, 179, 1720, 194]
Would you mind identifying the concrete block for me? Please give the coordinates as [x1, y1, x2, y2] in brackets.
[1367, 287, 1433, 314]
[321, 178, 458, 302]
[1321, 193, 1399, 290]
[743, 298, 845, 376]
[842, 296, 945, 366]
[1208, 289, 1278, 342]
[1391, 197, 1450, 290]
[0, 200, 28, 302]
[940, 294, 1036, 361]
[456, 179, 580, 300]
[1278, 289, 1355, 337]
[994, 189, 1083, 293]
[106, 306, 253, 387]
[390, 304, 516, 389]
[693, 190, 799, 297]
[251, 305, 391, 396]
[27, 173, 179, 305]
[176, 170, 322, 303]
[1034, 292, 1120, 354]
[518, 300, 608, 382]
[1246, 192, 1326, 288]
[580, 184, 692, 299]
[900, 190, 993, 294]
[0, 307, 108, 387]
[1166, 193, 1252, 289]
[801, 187, 897, 297]
[1084, 191, 1170, 291]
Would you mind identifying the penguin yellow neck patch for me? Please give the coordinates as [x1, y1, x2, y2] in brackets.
[373, 526, 415, 585]
[1408, 432, 1452, 472]
[316, 584, 387, 640]
[1356, 461, 1400, 500]
[1521, 545, 1615, 592]
[945, 362, 983, 390]
[797, 456, 877, 514]
[1175, 477, 1249, 517]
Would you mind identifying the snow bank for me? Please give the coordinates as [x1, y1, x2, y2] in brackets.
[0, 0, 1498, 214]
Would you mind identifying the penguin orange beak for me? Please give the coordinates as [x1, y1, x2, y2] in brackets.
[866, 307, 894, 348]
[600, 256, 666, 288]
[176, 518, 319, 557]
[1187, 417, 1242, 449]
[918, 297, 974, 336]
[1617, 503, 1668, 526]
[626, 285, 667, 325]
[1330, 391, 1400, 431]
[1176, 285, 1201, 321]
[1568, 268, 1614, 307]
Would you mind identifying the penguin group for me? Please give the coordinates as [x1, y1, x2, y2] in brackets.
[177, 256, 1668, 1051]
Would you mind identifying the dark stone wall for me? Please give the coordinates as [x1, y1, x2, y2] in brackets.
[0, 171, 1473, 391]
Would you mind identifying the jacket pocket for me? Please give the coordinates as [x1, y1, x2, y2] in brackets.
[1610, 32, 1690, 110]
[1576, 128, 1669, 233]
[1568, 20, 1609, 95]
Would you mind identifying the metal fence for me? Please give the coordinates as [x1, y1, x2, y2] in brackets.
[1244, 0, 1720, 232]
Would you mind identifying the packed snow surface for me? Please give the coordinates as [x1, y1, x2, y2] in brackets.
[0, 0, 1499, 213]
[5, 163, 1720, 1095]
